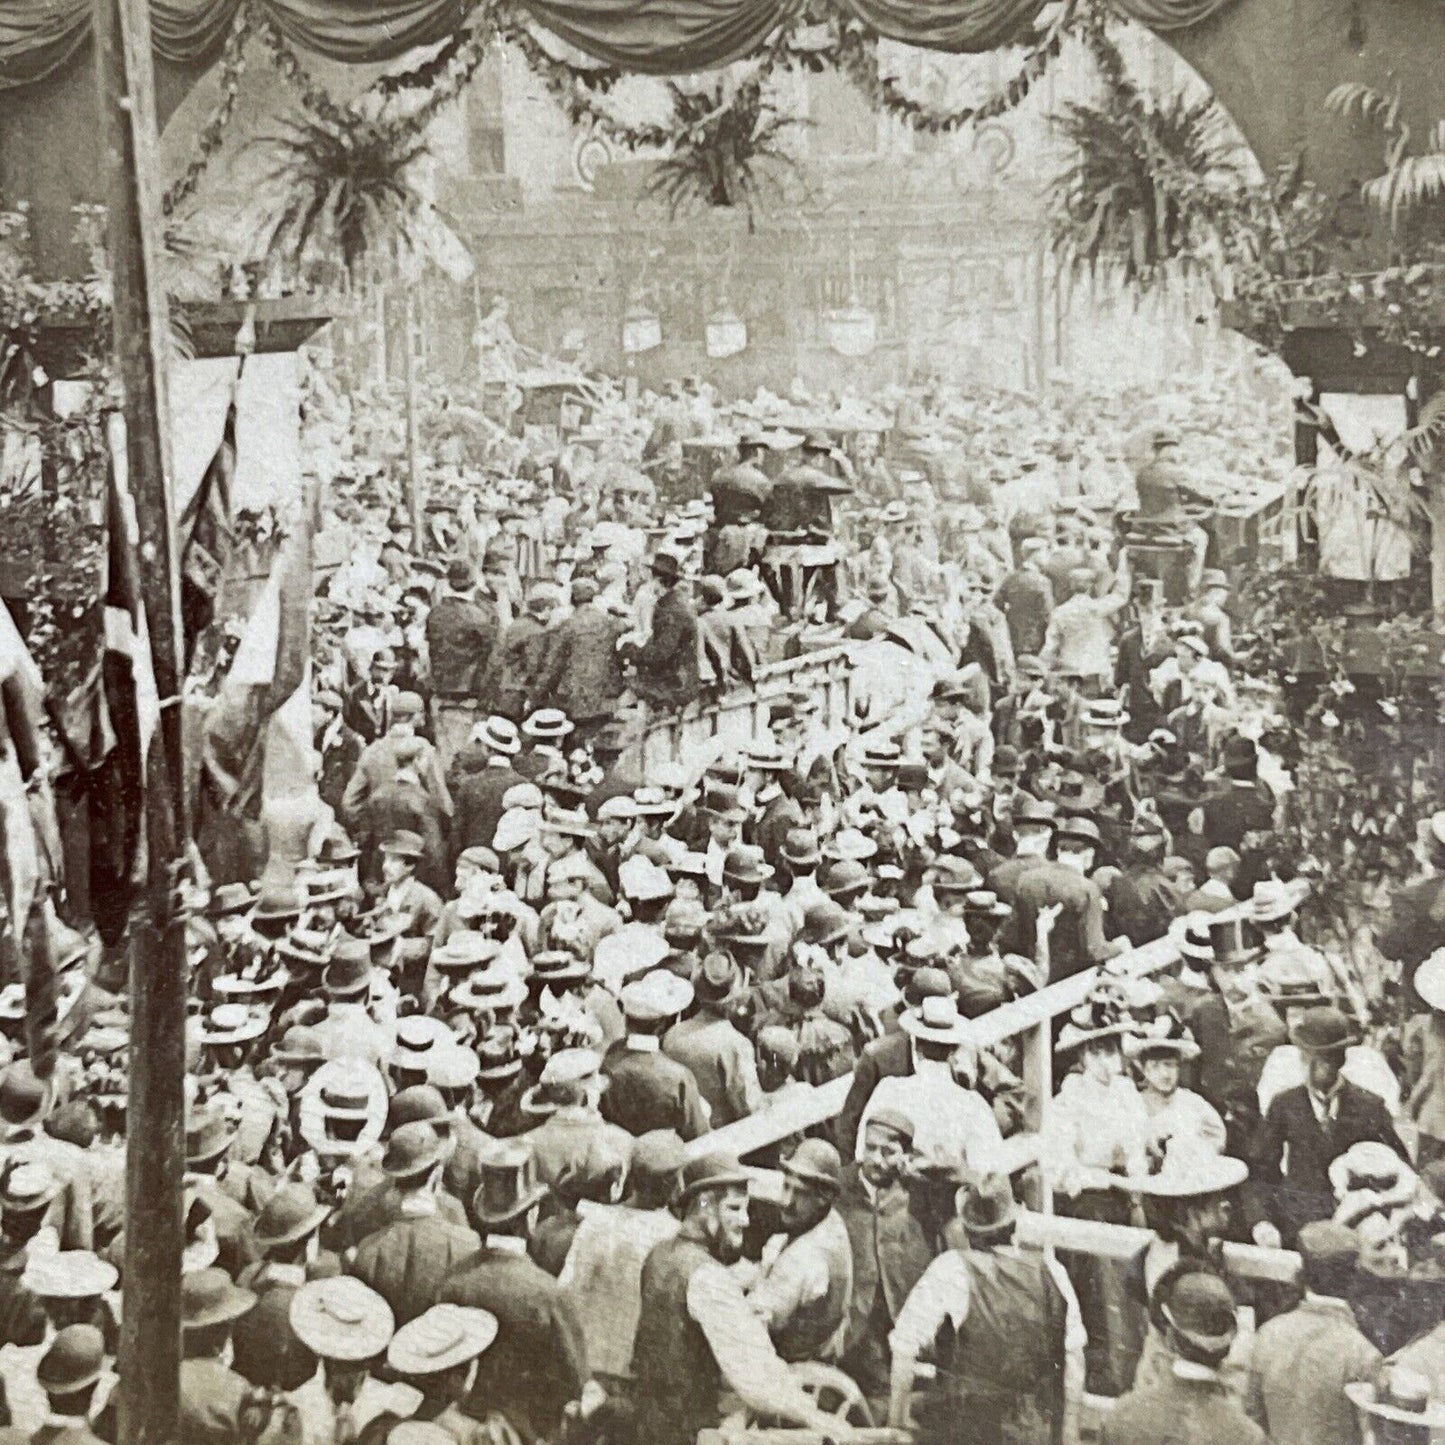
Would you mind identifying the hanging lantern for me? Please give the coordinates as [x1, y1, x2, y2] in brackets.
[705, 307, 747, 359]
[622, 304, 662, 355]
[826, 302, 877, 358]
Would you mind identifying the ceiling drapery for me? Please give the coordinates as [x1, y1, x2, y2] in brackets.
[0, 0, 1234, 91]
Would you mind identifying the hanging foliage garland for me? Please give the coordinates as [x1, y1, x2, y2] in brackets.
[825, 5, 1079, 135]
[163, 3, 252, 218]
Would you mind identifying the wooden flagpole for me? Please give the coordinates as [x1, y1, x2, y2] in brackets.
[93, 2, 190, 1442]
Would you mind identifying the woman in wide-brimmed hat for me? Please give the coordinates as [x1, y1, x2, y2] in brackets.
[1125, 1013, 1227, 1168]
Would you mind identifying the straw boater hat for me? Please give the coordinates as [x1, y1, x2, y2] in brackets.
[290, 1277, 395, 1363]
[520, 1048, 605, 1118]
[1346, 1370, 1445, 1432]
[899, 995, 972, 1047]
[194, 1002, 270, 1048]
[522, 709, 574, 743]
[1249, 878, 1305, 925]
[1129, 1148, 1249, 1198]
[299, 1059, 388, 1159]
[1258, 948, 1332, 1011]
[388, 1304, 499, 1377]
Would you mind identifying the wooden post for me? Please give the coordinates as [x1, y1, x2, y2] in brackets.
[94, 3, 189, 1443]
[403, 288, 424, 550]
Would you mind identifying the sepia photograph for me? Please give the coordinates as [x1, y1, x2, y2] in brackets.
[1, 0, 1445, 1442]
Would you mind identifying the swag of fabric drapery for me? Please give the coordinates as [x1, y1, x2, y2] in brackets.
[0, 0, 1232, 91]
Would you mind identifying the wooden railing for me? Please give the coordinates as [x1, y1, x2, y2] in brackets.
[629, 644, 856, 779]
[687, 933, 1183, 1212]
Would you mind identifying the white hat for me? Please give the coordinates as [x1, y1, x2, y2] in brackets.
[619, 855, 674, 903]
[1346, 1372, 1445, 1430]
[1128, 1150, 1248, 1198]
[899, 995, 972, 1046]
[1416, 948, 1445, 1012]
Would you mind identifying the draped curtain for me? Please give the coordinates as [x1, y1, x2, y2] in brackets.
[0, 0, 1234, 91]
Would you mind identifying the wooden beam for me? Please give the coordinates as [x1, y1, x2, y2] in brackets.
[685, 937, 1181, 1165]
[94, 3, 189, 1444]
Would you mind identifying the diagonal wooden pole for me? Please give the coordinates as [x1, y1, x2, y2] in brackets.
[93, 2, 189, 1443]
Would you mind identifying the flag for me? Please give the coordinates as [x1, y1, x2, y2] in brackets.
[180, 398, 236, 664]
[204, 480, 316, 821]
[86, 413, 161, 945]
[0, 604, 63, 1078]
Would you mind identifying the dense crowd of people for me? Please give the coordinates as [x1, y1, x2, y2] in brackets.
[9, 366, 1445, 1445]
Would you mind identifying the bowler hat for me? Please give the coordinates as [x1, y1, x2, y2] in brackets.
[781, 1139, 842, 1196]
[1159, 1270, 1237, 1356]
[253, 1184, 331, 1251]
[0, 1063, 50, 1132]
[801, 900, 856, 949]
[181, 1268, 256, 1331]
[675, 1151, 751, 1207]
[381, 1121, 447, 1182]
[1289, 1005, 1358, 1054]
[323, 939, 374, 999]
[821, 858, 870, 900]
[722, 845, 773, 886]
[36, 1325, 105, 1396]
[960, 1172, 1019, 1241]
[651, 550, 685, 583]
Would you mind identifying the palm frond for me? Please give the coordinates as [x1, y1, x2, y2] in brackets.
[1326, 81, 1401, 133]
[1047, 89, 1243, 293]
[1362, 152, 1445, 230]
[644, 78, 807, 230]
[250, 108, 434, 286]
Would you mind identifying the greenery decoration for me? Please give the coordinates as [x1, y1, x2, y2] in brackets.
[252, 109, 435, 286]
[163, 4, 252, 218]
[826, 8, 1076, 135]
[643, 75, 806, 227]
[1326, 82, 1445, 233]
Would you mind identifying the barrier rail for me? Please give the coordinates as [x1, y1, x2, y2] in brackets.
[687, 934, 1182, 1209]
[627, 644, 856, 779]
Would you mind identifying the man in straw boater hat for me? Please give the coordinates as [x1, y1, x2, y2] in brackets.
[1347, 1367, 1445, 1445]
[630, 1153, 860, 1445]
[856, 988, 1002, 1174]
[519, 1048, 630, 1193]
[602, 971, 709, 1141]
[887, 1169, 1085, 1445]
[1246, 1004, 1407, 1250]
[384, 1302, 501, 1441]
[289, 1275, 410, 1444]
[1103, 1271, 1266, 1445]
[1125, 1145, 1253, 1397]
[1249, 1220, 1384, 1445]
[438, 1142, 588, 1444]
